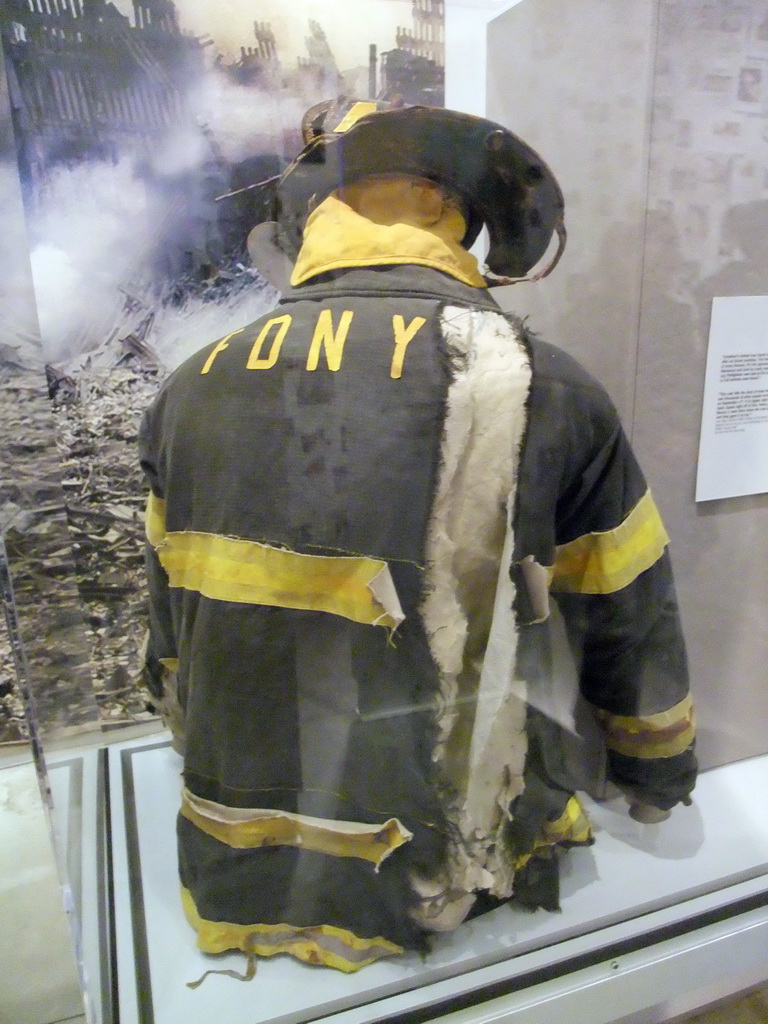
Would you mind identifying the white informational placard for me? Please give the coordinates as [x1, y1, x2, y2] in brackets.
[695, 295, 768, 502]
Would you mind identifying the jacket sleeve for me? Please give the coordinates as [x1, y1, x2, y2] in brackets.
[547, 392, 697, 811]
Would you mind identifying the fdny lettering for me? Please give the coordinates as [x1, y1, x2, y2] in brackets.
[390, 315, 426, 379]
[199, 310, 427, 378]
[247, 315, 292, 369]
[199, 328, 245, 375]
[306, 309, 354, 372]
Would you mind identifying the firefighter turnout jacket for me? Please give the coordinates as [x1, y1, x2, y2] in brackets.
[139, 220, 696, 972]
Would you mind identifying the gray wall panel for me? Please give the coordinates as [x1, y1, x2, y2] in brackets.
[487, 0, 768, 770]
[487, 0, 656, 424]
[635, 0, 768, 768]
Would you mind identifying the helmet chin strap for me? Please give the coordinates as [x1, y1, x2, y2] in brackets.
[483, 221, 567, 288]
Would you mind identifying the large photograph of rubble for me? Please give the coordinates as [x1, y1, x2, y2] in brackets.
[0, 45, 101, 747]
[0, 0, 446, 737]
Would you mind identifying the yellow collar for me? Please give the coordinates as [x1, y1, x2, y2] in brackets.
[291, 194, 487, 289]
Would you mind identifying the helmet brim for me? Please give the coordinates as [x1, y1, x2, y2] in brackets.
[275, 106, 565, 281]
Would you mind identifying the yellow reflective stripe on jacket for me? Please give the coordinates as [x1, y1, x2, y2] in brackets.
[541, 795, 593, 845]
[181, 887, 403, 972]
[181, 789, 412, 868]
[153, 531, 403, 628]
[145, 491, 166, 547]
[594, 694, 695, 759]
[550, 489, 670, 595]
[515, 795, 593, 869]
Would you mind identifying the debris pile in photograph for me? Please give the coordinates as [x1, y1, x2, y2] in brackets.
[51, 345, 166, 734]
[0, 369, 103, 745]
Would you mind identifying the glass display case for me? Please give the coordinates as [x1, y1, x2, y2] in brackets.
[1, 2, 767, 1023]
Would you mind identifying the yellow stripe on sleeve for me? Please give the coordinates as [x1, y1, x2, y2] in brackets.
[594, 694, 695, 759]
[514, 795, 593, 869]
[541, 795, 593, 845]
[550, 489, 670, 595]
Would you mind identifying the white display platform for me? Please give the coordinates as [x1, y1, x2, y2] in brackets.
[107, 735, 768, 1024]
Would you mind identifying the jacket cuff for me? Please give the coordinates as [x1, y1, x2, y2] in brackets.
[606, 747, 698, 811]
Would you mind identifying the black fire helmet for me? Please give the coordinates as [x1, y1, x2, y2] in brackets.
[274, 99, 566, 285]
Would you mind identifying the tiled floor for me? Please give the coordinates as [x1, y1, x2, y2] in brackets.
[0, 748, 765, 1024]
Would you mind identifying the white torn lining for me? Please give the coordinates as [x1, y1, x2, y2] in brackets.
[418, 306, 532, 911]
[368, 563, 405, 628]
[517, 554, 552, 625]
[408, 873, 477, 933]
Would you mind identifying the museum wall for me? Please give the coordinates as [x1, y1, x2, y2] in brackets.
[488, 0, 768, 769]
[487, 0, 656, 424]
[635, 0, 768, 768]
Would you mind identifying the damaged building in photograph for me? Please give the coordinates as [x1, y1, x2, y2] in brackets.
[1, 0, 205, 195]
[2, 0, 446, 287]
[380, 0, 444, 103]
